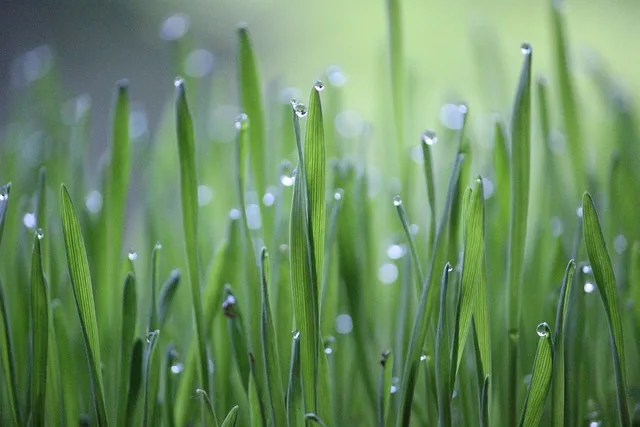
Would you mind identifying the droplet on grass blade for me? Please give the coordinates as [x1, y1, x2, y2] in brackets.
[333, 189, 343, 200]
[128, 251, 137, 261]
[392, 195, 403, 206]
[171, 362, 184, 374]
[576, 205, 583, 217]
[293, 102, 307, 117]
[520, 42, 532, 55]
[36, 228, 44, 240]
[582, 265, 592, 274]
[421, 129, 438, 146]
[262, 191, 275, 207]
[23, 212, 36, 229]
[313, 80, 325, 92]
[386, 244, 405, 260]
[234, 113, 249, 130]
[536, 322, 550, 337]
[229, 208, 241, 220]
[584, 282, 595, 293]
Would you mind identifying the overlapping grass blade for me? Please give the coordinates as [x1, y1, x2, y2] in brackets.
[52, 301, 79, 425]
[378, 350, 393, 427]
[221, 406, 239, 427]
[29, 231, 48, 427]
[60, 184, 108, 426]
[117, 273, 137, 427]
[435, 264, 453, 427]
[518, 323, 553, 427]
[287, 331, 304, 427]
[480, 376, 490, 427]
[125, 338, 144, 426]
[551, 260, 575, 427]
[506, 43, 532, 427]
[142, 330, 160, 427]
[582, 193, 630, 426]
[249, 352, 267, 427]
[260, 247, 286, 427]
[175, 79, 210, 400]
[237, 24, 267, 198]
[156, 269, 180, 327]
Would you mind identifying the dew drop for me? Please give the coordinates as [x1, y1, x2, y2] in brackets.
[520, 43, 532, 55]
[280, 172, 295, 187]
[386, 244, 406, 260]
[334, 188, 344, 200]
[234, 113, 249, 130]
[583, 282, 595, 293]
[171, 362, 184, 374]
[378, 263, 399, 285]
[576, 205, 583, 218]
[160, 13, 190, 41]
[293, 103, 308, 118]
[245, 203, 262, 230]
[482, 177, 494, 199]
[292, 329, 300, 340]
[582, 265, 592, 274]
[421, 129, 438, 146]
[229, 208, 241, 220]
[174, 77, 184, 88]
[326, 65, 347, 87]
[85, 190, 103, 213]
[197, 185, 213, 207]
[536, 322, 550, 337]
[155, 242, 162, 250]
[392, 195, 403, 207]
[420, 354, 427, 361]
[128, 251, 138, 261]
[36, 228, 44, 240]
[23, 212, 36, 229]
[222, 294, 237, 318]
[313, 80, 325, 92]
[447, 264, 454, 273]
[390, 376, 399, 394]
[409, 224, 419, 236]
[335, 314, 353, 334]
[614, 234, 628, 254]
[262, 191, 275, 207]
[0, 192, 7, 201]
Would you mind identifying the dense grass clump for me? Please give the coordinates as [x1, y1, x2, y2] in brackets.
[1, 2, 640, 426]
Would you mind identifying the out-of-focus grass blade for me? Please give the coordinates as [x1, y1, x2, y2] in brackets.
[492, 119, 509, 229]
[156, 269, 180, 327]
[506, 43, 532, 427]
[385, 0, 405, 172]
[36, 168, 49, 276]
[117, 273, 137, 427]
[551, 1, 584, 193]
[287, 331, 304, 427]
[46, 304, 63, 427]
[224, 285, 251, 393]
[52, 301, 79, 425]
[237, 24, 267, 198]
[582, 193, 630, 426]
[60, 184, 108, 427]
[195, 389, 217, 426]
[378, 350, 393, 427]
[420, 131, 437, 250]
[142, 330, 160, 427]
[249, 352, 266, 427]
[551, 260, 575, 427]
[29, 231, 48, 427]
[0, 279, 20, 426]
[260, 247, 286, 427]
[0, 182, 11, 243]
[435, 264, 453, 427]
[305, 413, 329, 426]
[125, 338, 144, 426]
[518, 323, 553, 427]
[480, 376, 490, 427]
[175, 79, 210, 399]
[164, 347, 178, 427]
[148, 244, 160, 331]
[221, 406, 239, 427]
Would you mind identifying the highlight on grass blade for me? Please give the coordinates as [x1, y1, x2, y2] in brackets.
[582, 192, 630, 426]
[519, 322, 553, 427]
[60, 184, 108, 426]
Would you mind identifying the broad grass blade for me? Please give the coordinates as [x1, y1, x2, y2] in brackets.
[287, 331, 304, 427]
[519, 323, 553, 427]
[125, 338, 144, 426]
[117, 273, 137, 427]
[221, 406, 239, 427]
[142, 330, 160, 427]
[156, 269, 180, 327]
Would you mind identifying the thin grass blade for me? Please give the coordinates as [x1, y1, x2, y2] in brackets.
[125, 338, 144, 427]
[287, 331, 304, 427]
[435, 264, 453, 427]
[142, 330, 160, 427]
[518, 323, 553, 427]
[378, 350, 393, 427]
[156, 269, 180, 327]
[117, 273, 137, 427]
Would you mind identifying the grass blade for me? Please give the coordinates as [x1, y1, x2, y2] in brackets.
[420, 131, 437, 250]
[117, 273, 137, 427]
[149, 244, 160, 332]
[175, 79, 210, 400]
[142, 330, 160, 427]
[29, 231, 48, 427]
[224, 286, 251, 393]
[287, 331, 304, 427]
[518, 322, 553, 427]
[125, 338, 144, 427]
[260, 247, 286, 427]
[506, 43, 532, 427]
[60, 184, 108, 427]
[582, 193, 630, 426]
[385, 0, 405, 171]
[378, 351, 393, 427]
[480, 376, 490, 427]
[156, 269, 180, 328]
[221, 406, 239, 427]
[551, 260, 575, 427]
[164, 347, 177, 427]
[249, 352, 267, 427]
[0, 182, 11, 243]
[435, 264, 453, 427]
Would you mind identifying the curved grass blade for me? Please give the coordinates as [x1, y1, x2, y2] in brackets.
[125, 338, 144, 427]
[221, 406, 239, 427]
[551, 260, 575, 427]
[141, 330, 160, 427]
[175, 79, 210, 399]
[435, 264, 453, 427]
[30, 231, 49, 427]
[156, 269, 180, 327]
[117, 273, 137, 427]
[60, 184, 108, 427]
[507, 43, 532, 427]
[287, 331, 304, 427]
[260, 248, 286, 427]
[378, 351, 393, 427]
[582, 193, 630, 426]
[237, 24, 267, 198]
[195, 389, 217, 425]
[519, 323, 553, 427]
[394, 196, 425, 292]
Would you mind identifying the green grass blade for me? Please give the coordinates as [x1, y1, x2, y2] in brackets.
[551, 260, 575, 427]
[435, 264, 453, 427]
[378, 351, 393, 427]
[385, 0, 405, 171]
[305, 413, 329, 426]
[0, 278, 20, 426]
[117, 273, 137, 427]
[164, 347, 177, 427]
[125, 338, 144, 427]
[420, 131, 437, 250]
[175, 79, 210, 399]
[394, 197, 425, 290]
[0, 182, 11, 244]
[221, 406, 239, 427]
[148, 244, 160, 332]
[60, 184, 108, 427]
[237, 24, 267, 198]
[142, 330, 160, 427]
[287, 331, 304, 427]
[506, 43, 532, 427]
[29, 231, 49, 427]
[46, 302, 64, 427]
[260, 247, 286, 427]
[518, 323, 553, 427]
[156, 269, 180, 328]
[223, 286, 251, 393]
[249, 352, 267, 427]
[582, 193, 630, 426]
[480, 376, 490, 427]
[36, 167, 49, 275]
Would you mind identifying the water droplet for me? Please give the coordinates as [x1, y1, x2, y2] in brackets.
[387, 244, 406, 260]
[576, 205, 583, 218]
[324, 347, 333, 355]
[155, 242, 162, 250]
[174, 77, 184, 88]
[85, 190, 103, 213]
[280, 173, 295, 187]
[335, 314, 353, 334]
[536, 322, 550, 337]
[184, 49, 214, 78]
[171, 362, 184, 374]
[313, 80, 325, 92]
[245, 204, 262, 230]
[583, 282, 596, 293]
[222, 295, 237, 318]
[262, 191, 275, 207]
[160, 13, 190, 41]
[234, 113, 249, 130]
[293, 103, 307, 118]
[447, 264, 454, 272]
[390, 376, 399, 394]
[550, 216, 564, 237]
[128, 251, 138, 261]
[23, 212, 36, 229]
[614, 234, 628, 254]
[439, 104, 466, 130]
[229, 208, 241, 220]
[378, 263, 399, 285]
[409, 224, 419, 236]
[0, 191, 8, 201]
[520, 43, 532, 55]
[421, 129, 438, 146]
[410, 145, 424, 164]
[197, 185, 213, 207]
[334, 189, 344, 201]
[146, 330, 157, 343]
[420, 354, 427, 361]
[36, 228, 44, 240]
[326, 65, 347, 87]
[582, 265, 592, 274]
[323, 336, 335, 355]
[482, 178, 495, 199]
[392, 195, 403, 207]
[292, 329, 300, 339]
